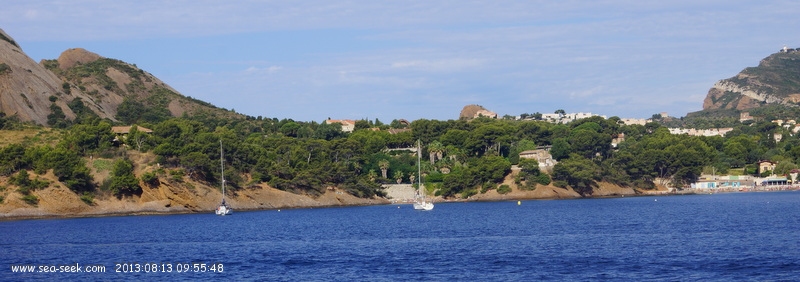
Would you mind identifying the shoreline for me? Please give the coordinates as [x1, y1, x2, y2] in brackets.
[3, 187, 796, 222]
[0, 202, 387, 221]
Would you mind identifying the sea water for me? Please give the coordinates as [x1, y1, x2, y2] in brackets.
[2, 192, 799, 281]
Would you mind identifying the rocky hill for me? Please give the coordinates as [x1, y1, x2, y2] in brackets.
[459, 104, 498, 120]
[0, 28, 240, 126]
[702, 49, 800, 112]
[0, 29, 67, 125]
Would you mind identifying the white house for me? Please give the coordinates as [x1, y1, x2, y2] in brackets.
[325, 119, 356, 133]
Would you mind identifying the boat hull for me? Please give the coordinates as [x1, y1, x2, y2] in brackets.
[413, 201, 434, 211]
[215, 205, 233, 216]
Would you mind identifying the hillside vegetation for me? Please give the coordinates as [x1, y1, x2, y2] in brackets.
[3, 106, 800, 218]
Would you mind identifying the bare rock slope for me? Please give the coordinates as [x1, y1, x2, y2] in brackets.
[702, 50, 800, 111]
[0, 28, 66, 124]
[0, 28, 239, 125]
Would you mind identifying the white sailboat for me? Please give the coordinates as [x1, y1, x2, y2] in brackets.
[215, 140, 233, 216]
[413, 140, 434, 211]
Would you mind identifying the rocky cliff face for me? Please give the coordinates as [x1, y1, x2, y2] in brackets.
[0, 28, 68, 124]
[0, 28, 238, 126]
[702, 50, 800, 111]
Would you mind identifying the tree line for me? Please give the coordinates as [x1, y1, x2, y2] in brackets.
[1, 108, 798, 205]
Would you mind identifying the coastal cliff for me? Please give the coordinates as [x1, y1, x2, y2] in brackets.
[702, 49, 800, 112]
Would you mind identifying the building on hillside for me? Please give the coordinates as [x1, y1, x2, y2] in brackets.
[611, 133, 625, 148]
[111, 125, 153, 146]
[621, 118, 648, 125]
[538, 112, 607, 124]
[773, 119, 798, 133]
[740, 112, 753, 122]
[761, 177, 788, 186]
[474, 109, 498, 119]
[541, 113, 563, 122]
[691, 175, 754, 189]
[325, 119, 356, 133]
[111, 125, 152, 138]
[668, 127, 733, 137]
[780, 45, 797, 53]
[111, 125, 153, 135]
[758, 160, 777, 175]
[519, 147, 557, 169]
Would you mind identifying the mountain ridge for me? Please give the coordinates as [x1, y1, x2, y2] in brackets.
[702, 49, 800, 113]
[0, 28, 241, 126]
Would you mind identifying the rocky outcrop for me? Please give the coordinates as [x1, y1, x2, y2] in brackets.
[702, 51, 800, 111]
[0, 28, 70, 124]
[459, 104, 497, 120]
[702, 81, 768, 111]
[56, 48, 101, 70]
[0, 28, 241, 126]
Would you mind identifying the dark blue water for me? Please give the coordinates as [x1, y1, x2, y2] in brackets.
[2, 192, 799, 281]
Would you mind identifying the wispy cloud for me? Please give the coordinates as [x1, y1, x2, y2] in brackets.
[2, 0, 799, 121]
[390, 58, 484, 72]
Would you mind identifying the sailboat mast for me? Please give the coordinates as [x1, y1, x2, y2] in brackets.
[417, 139, 421, 194]
[220, 140, 225, 200]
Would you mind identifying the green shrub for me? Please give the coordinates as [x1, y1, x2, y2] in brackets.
[520, 180, 537, 191]
[425, 172, 444, 182]
[0, 63, 10, 75]
[17, 186, 30, 195]
[30, 178, 50, 190]
[98, 149, 118, 159]
[21, 194, 38, 206]
[461, 189, 477, 199]
[93, 159, 113, 171]
[745, 165, 758, 175]
[0, 195, 4, 204]
[80, 192, 94, 205]
[11, 171, 49, 193]
[536, 174, 551, 185]
[141, 171, 159, 186]
[10, 170, 31, 187]
[480, 182, 496, 193]
[633, 179, 655, 190]
[109, 158, 141, 196]
[553, 180, 568, 188]
[169, 169, 185, 182]
[99, 179, 111, 191]
[497, 184, 512, 194]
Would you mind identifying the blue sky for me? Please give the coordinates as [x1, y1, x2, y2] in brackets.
[2, 1, 799, 122]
